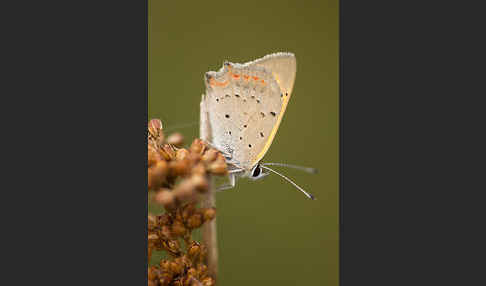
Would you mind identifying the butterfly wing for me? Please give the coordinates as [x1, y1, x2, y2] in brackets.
[245, 52, 296, 167]
[250, 52, 297, 99]
[200, 52, 296, 171]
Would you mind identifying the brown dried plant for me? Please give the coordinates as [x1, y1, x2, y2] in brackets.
[148, 119, 227, 286]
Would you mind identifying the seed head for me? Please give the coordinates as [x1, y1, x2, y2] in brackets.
[147, 119, 226, 285]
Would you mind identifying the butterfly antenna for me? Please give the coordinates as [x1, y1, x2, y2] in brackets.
[260, 166, 316, 200]
[262, 162, 318, 174]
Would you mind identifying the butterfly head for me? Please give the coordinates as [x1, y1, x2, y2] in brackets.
[248, 163, 270, 181]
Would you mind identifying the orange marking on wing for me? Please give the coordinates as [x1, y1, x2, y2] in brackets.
[243, 75, 250, 81]
[261, 79, 265, 84]
[252, 76, 259, 81]
[210, 78, 229, 87]
[232, 74, 240, 79]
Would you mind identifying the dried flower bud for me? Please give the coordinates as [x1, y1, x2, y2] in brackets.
[154, 190, 175, 210]
[170, 159, 191, 177]
[168, 132, 184, 147]
[187, 152, 202, 165]
[181, 255, 192, 268]
[187, 241, 201, 261]
[191, 162, 207, 176]
[187, 267, 197, 277]
[164, 239, 181, 256]
[175, 148, 190, 161]
[148, 233, 159, 243]
[197, 264, 208, 278]
[208, 161, 227, 175]
[158, 213, 170, 225]
[148, 266, 158, 281]
[160, 225, 172, 239]
[159, 260, 170, 271]
[184, 275, 196, 286]
[148, 168, 155, 190]
[148, 118, 163, 133]
[148, 119, 164, 141]
[190, 174, 209, 193]
[160, 144, 176, 160]
[170, 260, 184, 275]
[159, 273, 172, 286]
[148, 143, 158, 153]
[187, 213, 203, 229]
[148, 214, 157, 229]
[181, 204, 196, 221]
[151, 160, 168, 188]
[174, 180, 197, 203]
[202, 207, 216, 222]
[201, 277, 215, 286]
[190, 139, 205, 155]
[198, 244, 208, 261]
[201, 148, 218, 163]
[215, 152, 226, 162]
[148, 149, 160, 167]
[171, 220, 186, 237]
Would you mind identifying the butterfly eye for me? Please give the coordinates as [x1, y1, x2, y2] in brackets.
[252, 165, 261, 177]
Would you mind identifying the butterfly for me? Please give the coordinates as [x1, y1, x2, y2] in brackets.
[199, 52, 316, 199]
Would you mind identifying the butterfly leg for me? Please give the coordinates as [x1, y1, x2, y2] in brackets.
[215, 173, 236, 191]
[215, 168, 244, 191]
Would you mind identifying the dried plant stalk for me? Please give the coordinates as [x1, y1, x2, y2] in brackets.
[202, 181, 218, 279]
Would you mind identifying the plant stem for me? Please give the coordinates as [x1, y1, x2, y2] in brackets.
[202, 179, 218, 280]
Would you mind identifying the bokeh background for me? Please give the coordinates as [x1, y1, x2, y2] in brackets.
[149, 0, 338, 285]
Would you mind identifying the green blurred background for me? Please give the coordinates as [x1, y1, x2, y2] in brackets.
[149, 0, 338, 285]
